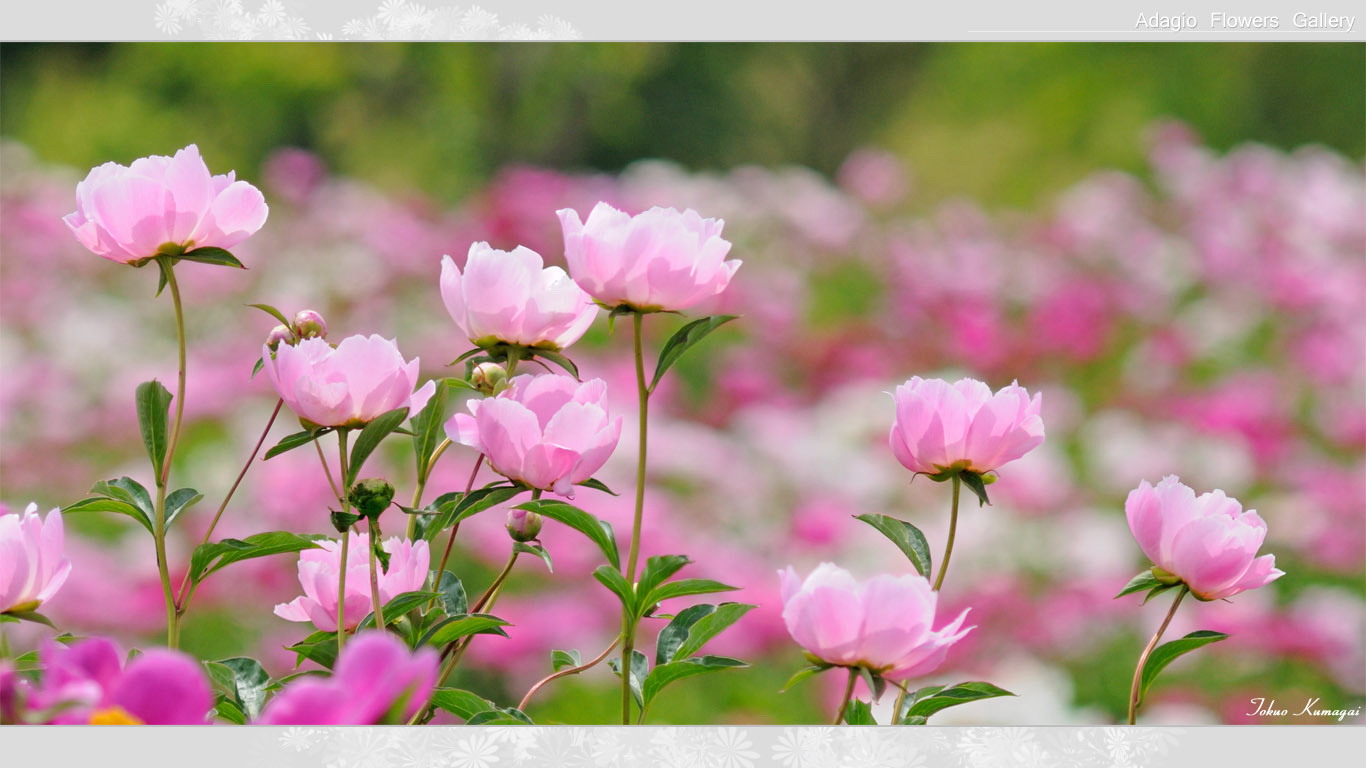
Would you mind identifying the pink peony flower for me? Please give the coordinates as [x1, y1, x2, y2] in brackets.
[557, 202, 741, 312]
[262, 334, 436, 429]
[63, 144, 267, 265]
[274, 531, 430, 633]
[0, 503, 71, 614]
[440, 243, 598, 350]
[446, 373, 622, 497]
[22, 637, 211, 724]
[1125, 476, 1285, 600]
[256, 631, 438, 725]
[889, 377, 1045, 476]
[778, 563, 973, 681]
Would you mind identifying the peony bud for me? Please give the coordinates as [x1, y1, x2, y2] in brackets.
[292, 309, 327, 340]
[469, 362, 508, 395]
[505, 508, 543, 542]
[348, 478, 396, 521]
[265, 324, 294, 351]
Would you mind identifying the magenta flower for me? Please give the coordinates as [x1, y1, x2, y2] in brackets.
[1126, 476, 1285, 600]
[262, 334, 436, 429]
[889, 377, 1045, 477]
[275, 532, 430, 632]
[256, 631, 438, 725]
[779, 563, 973, 681]
[63, 144, 268, 265]
[23, 637, 211, 724]
[1, 503, 71, 615]
[440, 243, 598, 350]
[446, 373, 622, 497]
[557, 202, 741, 312]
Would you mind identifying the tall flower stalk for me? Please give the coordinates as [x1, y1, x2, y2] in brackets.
[152, 257, 188, 648]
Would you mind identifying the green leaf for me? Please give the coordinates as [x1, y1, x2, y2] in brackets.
[782, 664, 832, 692]
[2, 610, 56, 629]
[1115, 570, 1161, 599]
[896, 684, 944, 722]
[448, 347, 485, 367]
[93, 477, 155, 518]
[655, 603, 716, 665]
[61, 497, 154, 535]
[212, 696, 247, 724]
[854, 514, 933, 578]
[155, 258, 170, 297]
[264, 429, 333, 460]
[177, 246, 245, 269]
[608, 650, 649, 709]
[636, 555, 692, 604]
[429, 688, 496, 721]
[357, 591, 440, 631]
[513, 499, 619, 568]
[434, 570, 468, 617]
[285, 631, 337, 670]
[670, 603, 756, 662]
[531, 348, 580, 379]
[246, 303, 292, 327]
[164, 488, 203, 529]
[251, 357, 265, 378]
[960, 471, 991, 507]
[190, 531, 327, 584]
[347, 407, 410, 486]
[410, 379, 449, 477]
[552, 649, 582, 672]
[904, 681, 1016, 720]
[858, 667, 888, 702]
[1138, 630, 1229, 705]
[650, 315, 739, 393]
[422, 614, 511, 647]
[593, 566, 636, 613]
[640, 579, 739, 614]
[514, 542, 553, 573]
[134, 380, 173, 480]
[207, 657, 272, 720]
[643, 656, 747, 706]
[576, 478, 617, 496]
[466, 707, 533, 725]
[424, 484, 525, 539]
[844, 699, 876, 725]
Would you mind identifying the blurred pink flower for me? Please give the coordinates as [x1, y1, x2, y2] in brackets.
[256, 631, 438, 724]
[889, 377, 1045, 476]
[262, 334, 435, 429]
[778, 563, 973, 681]
[557, 202, 740, 312]
[274, 531, 429, 632]
[440, 242, 597, 350]
[21, 637, 211, 724]
[447, 373, 622, 497]
[1126, 475, 1284, 600]
[0, 503, 71, 614]
[63, 144, 267, 265]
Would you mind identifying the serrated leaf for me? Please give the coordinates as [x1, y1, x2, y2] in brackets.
[429, 688, 496, 721]
[1139, 630, 1229, 705]
[514, 499, 619, 568]
[642, 655, 747, 706]
[608, 650, 648, 709]
[650, 315, 739, 392]
[960, 471, 991, 507]
[782, 664, 832, 692]
[176, 246, 244, 268]
[422, 614, 511, 647]
[854, 514, 932, 578]
[347, 407, 409, 486]
[246, 303, 292, 326]
[1115, 570, 1162, 599]
[410, 379, 449, 477]
[904, 681, 1016, 720]
[552, 649, 582, 672]
[164, 488, 203, 529]
[61, 497, 154, 535]
[844, 699, 876, 725]
[264, 429, 333, 460]
[190, 532, 327, 584]
[514, 542, 553, 573]
[593, 566, 636, 613]
[134, 380, 173, 480]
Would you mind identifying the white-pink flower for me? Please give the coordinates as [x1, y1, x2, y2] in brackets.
[1126, 476, 1284, 600]
[889, 377, 1045, 476]
[274, 532, 430, 633]
[446, 373, 621, 497]
[64, 144, 268, 265]
[557, 202, 740, 312]
[440, 243, 598, 350]
[262, 335, 435, 429]
[0, 503, 71, 614]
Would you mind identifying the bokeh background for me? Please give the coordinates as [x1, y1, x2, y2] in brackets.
[1, 42, 1363, 725]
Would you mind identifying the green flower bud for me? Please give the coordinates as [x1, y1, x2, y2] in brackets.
[505, 508, 543, 542]
[470, 362, 508, 395]
[348, 478, 396, 521]
[292, 309, 327, 340]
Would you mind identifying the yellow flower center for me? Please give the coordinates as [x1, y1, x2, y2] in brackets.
[88, 707, 144, 725]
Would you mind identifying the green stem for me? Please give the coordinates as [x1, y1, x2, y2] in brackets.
[834, 667, 859, 724]
[931, 474, 961, 592]
[152, 257, 188, 649]
[435, 454, 484, 578]
[406, 437, 452, 540]
[175, 398, 282, 615]
[336, 429, 352, 657]
[517, 633, 623, 713]
[1128, 586, 1188, 725]
[621, 311, 650, 725]
[368, 518, 385, 629]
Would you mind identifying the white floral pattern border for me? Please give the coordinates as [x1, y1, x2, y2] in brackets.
[152, 0, 579, 40]
[258, 726, 1183, 768]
